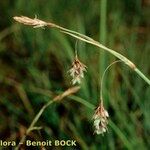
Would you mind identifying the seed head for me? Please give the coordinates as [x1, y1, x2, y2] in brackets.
[93, 101, 109, 135]
[69, 56, 87, 85]
[13, 16, 47, 28]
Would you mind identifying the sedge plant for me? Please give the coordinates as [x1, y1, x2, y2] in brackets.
[12, 15, 150, 149]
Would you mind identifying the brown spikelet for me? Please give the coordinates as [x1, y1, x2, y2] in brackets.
[13, 16, 47, 28]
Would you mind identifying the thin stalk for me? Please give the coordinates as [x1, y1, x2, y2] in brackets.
[13, 16, 150, 85]
[100, 60, 122, 101]
[134, 68, 150, 84]
[75, 40, 78, 58]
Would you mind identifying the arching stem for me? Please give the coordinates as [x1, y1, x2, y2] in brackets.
[100, 60, 122, 103]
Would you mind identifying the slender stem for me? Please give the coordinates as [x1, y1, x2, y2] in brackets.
[75, 40, 78, 58]
[27, 101, 53, 133]
[100, 60, 122, 101]
[134, 68, 150, 85]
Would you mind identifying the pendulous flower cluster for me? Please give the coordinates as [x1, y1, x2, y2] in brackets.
[93, 101, 109, 135]
[69, 56, 87, 85]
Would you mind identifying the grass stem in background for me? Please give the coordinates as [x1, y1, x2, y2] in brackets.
[100, 0, 107, 72]
[100, 0, 108, 101]
[15, 86, 80, 150]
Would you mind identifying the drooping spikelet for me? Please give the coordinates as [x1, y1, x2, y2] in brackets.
[69, 56, 87, 85]
[93, 101, 109, 135]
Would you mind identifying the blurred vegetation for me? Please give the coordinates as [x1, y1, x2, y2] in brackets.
[0, 0, 150, 150]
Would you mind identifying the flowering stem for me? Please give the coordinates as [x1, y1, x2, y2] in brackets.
[13, 16, 150, 85]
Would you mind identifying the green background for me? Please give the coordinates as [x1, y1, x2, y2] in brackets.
[0, 0, 149, 149]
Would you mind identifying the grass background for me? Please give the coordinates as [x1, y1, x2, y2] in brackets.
[0, 0, 150, 149]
